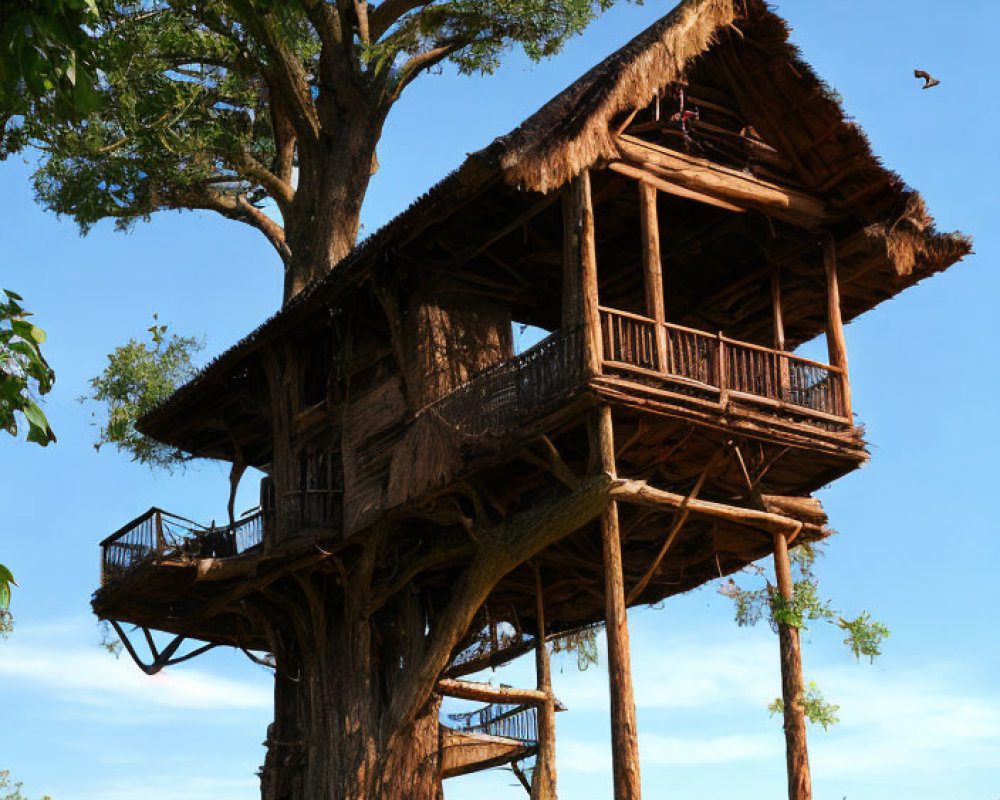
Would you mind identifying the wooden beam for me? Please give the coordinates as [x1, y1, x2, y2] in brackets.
[823, 233, 851, 417]
[609, 161, 746, 214]
[772, 268, 791, 402]
[531, 567, 557, 800]
[611, 479, 815, 538]
[594, 406, 642, 800]
[626, 447, 726, 604]
[773, 531, 813, 800]
[563, 170, 602, 377]
[452, 192, 559, 269]
[436, 679, 550, 706]
[639, 181, 668, 372]
[616, 135, 830, 229]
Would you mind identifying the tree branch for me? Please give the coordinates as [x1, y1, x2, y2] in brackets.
[369, 0, 431, 41]
[165, 186, 291, 265]
[231, 148, 295, 212]
[388, 30, 474, 101]
[386, 474, 612, 731]
[218, 0, 321, 146]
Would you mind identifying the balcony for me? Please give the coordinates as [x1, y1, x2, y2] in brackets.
[99, 508, 265, 587]
[425, 306, 851, 446]
[597, 307, 849, 422]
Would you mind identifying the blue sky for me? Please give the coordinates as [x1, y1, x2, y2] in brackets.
[1, 1, 997, 798]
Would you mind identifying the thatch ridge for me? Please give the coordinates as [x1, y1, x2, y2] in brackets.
[500, 0, 735, 193]
[138, 0, 972, 447]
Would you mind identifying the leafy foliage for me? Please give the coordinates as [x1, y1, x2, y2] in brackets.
[0, 0, 100, 119]
[718, 540, 889, 727]
[82, 315, 202, 470]
[0, 564, 13, 637]
[0, 289, 55, 446]
[0, 771, 52, 800]
[768, 682, 840, 731]
[838, 611, 890, 663]
[4, 0, 628, 277]
[549, 625, 601, 671]
[97, 619, 123, 657]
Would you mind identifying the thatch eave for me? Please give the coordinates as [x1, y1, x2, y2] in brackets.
[137, 0, 972, 461]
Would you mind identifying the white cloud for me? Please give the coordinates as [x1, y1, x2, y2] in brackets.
[810, 662, 1000, 776]
[73, 772, 259, 800]
[0, 618, 271, 715]
[547, 633, 777, 713]
[544, 627, 1000, 783]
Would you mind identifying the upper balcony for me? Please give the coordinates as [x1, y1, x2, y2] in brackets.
[426, 305, 855, 461]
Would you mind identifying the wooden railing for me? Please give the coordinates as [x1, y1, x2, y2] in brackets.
[260, 452, 343, 535]
[599, 307, 848, 420]
[427, 327, 582, 437]
[100, 508, 266, 586]
[447, 702, 538, 743]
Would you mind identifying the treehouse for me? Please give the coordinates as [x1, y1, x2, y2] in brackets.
[92, 1, 970, 798]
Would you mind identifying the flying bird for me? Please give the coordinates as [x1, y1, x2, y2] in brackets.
[914, 69, 940, 89]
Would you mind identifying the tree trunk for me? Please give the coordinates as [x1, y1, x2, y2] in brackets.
[283, 120, 384, 304]
[258, 577, 444, 800]
[777, 620, 811, 800]
[772, 532, 812, 800]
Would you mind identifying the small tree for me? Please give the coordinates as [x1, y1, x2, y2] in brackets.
[0, 288, 56, 631]
[718, 540, 889, 726]
[0, 769, 53, 800]
[5, 0, 625, 304]
[82, 315, 202, 470]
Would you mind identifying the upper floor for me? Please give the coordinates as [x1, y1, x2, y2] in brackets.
[119, 0, 968, 548]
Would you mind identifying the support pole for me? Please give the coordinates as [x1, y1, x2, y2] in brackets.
[822, 234, 851, 418]
[531, 566, 557, 800]
[772, 269, 790, 400]
[773, 531, 812, 800]
[594, 406, 641, 800]
[563, 170, 602, 378]
[639, 181, 668, 372]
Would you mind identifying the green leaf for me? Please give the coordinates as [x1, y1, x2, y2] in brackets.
[0, 563, 16, 610]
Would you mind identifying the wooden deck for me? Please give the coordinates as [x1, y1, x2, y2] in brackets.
[441, 700, 541, 781]
[99, 312, 860, 592]
[100, 508, 265, 587]
[425, 308, 854, 446]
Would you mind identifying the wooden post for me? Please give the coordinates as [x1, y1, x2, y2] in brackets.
[822, 234, 851, 418]
[594, 405, 642, 800]
[773, 530, 812, 800]
[639, 181, 667, 373]
[155, 511, 165, 552]
[563, 170, 602, 378]
[531, 566, 557, 800]
[772, 269, 790, 401]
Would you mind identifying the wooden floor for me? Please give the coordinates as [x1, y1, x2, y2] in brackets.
[440, 728, 537, 779]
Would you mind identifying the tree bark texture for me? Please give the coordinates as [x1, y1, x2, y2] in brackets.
[773, 532, 812, 800]
[258, 577, 444, 800]
[531, 567, 557, 800]
[283, 119, 386, 303]
[593, 406, 642, 800]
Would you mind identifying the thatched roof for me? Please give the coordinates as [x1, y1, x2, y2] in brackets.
[501, 0, 737, 193]
[139, 0, 971, 458]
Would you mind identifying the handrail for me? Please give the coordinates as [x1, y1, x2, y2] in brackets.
[717, 332, 845, 374]
[101, 507, 267, 586]
[599, 307, 850, 420]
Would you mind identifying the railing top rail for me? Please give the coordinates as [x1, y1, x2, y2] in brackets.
[780, 351, 846, 374]
[597, 306, 842, 376]
[663, 320, 720, 338]
[99, 507, 159, 547]
[102, 508, 264, 549]
[597, 305, 655, 324]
